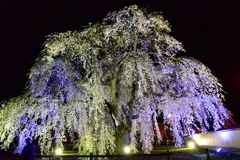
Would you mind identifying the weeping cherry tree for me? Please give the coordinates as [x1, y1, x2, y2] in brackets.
[0, 5, 231, 155]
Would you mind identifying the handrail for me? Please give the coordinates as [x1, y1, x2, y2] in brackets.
[0, 151, 172, 160]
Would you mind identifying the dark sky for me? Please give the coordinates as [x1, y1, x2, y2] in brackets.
[0, 1, 240, 123]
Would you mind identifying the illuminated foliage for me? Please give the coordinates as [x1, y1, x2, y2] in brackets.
[0, 5, 230, 155]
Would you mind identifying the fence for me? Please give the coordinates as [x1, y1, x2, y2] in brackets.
[0, 149, 215, 160]
[0, 151, 172, 160]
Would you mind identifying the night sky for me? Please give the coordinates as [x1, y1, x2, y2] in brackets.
[0, 1, 240, 123]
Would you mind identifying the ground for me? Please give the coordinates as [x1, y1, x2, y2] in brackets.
[61, 145, 240, 160]
[1, 145, 240, 159]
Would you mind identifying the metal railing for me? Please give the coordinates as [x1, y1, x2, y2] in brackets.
[0, 151, 172, 160]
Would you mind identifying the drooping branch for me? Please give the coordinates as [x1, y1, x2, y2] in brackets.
[0, 5, 231, 156]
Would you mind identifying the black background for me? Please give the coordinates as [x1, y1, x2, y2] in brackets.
[0, 0, 240, 123]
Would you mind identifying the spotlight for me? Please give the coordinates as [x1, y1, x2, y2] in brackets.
[124, 146, 130, 153]
[188, 142, 195, 148]
[55, 148, 62, 155]
[216, 148, 222, 153]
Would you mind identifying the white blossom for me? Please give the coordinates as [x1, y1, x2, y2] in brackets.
[0, 5, 230, 155]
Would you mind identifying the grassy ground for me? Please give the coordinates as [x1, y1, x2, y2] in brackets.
[151, 146, 240, 160]
[62, 146, 240, 160]
[156, 148, 240, 160]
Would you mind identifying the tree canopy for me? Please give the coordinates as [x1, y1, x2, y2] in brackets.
[0, 5, 230, 155]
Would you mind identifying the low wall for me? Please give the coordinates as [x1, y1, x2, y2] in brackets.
[192, 127, 240, 153]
